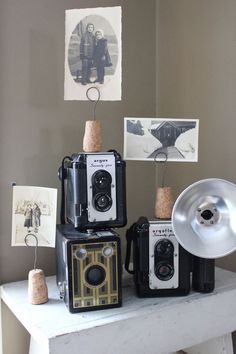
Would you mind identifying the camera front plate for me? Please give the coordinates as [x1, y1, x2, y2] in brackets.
[149, 221, 179, 289]
[86, 154, 117, 222]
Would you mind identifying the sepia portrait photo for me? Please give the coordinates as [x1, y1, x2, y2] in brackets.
[124, 118, 199, 162]
[12, 186, 57, 247]
[64, 6, 122, 101]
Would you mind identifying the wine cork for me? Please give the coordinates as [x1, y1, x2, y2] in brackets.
[83, 120, 102, 152]
[155, 186, 174, 219]
[28, 269, 48, 305]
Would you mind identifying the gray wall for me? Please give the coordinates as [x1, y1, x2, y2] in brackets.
[0, 0, 156, 285]
[1, 2, 156, 352]
[156, 0, 236, 272]
[156, 0, 236, 349]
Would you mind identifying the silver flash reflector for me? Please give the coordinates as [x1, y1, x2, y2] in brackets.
[172, 178, 236, 259]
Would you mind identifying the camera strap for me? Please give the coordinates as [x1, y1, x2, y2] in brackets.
[125, 224, 137, 275]
[60, 156, 72, 224]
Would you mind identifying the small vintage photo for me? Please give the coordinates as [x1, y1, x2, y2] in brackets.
[12, 186, 57, 247]
[124, 118, 199, 162]
[64, 6, 122, 101]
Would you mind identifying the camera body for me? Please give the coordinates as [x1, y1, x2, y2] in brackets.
[61, 150, 127, 230]
[125, 217, 191, 297]
[56, 224, 122, 313]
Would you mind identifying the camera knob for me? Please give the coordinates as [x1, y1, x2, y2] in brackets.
[58, 166, 67, 181]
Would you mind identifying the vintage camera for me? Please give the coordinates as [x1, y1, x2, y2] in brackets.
[59, 150, 127, 230]
[125, 217, 191, 297]
[56, 224, 122, 313]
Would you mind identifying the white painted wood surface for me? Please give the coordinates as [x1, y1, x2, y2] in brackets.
[0, 300, 2, 354]
[1, 268, 236, 354]
[185, 333, 233, 354]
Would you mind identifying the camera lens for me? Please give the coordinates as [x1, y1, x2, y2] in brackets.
[85, 265, 106, 286]
[93, 170, 112, 190]
[155, 239, 174, 257]
[75, 248, 87, 260]
[94, 193, 112, 212]
[155, 262, 174, 281]
[102, 246, 114, 257]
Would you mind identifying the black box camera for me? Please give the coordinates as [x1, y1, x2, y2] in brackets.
[59, 150, 127, 231]
[125, 217, 191, 297]
[56, 224, 122, 313]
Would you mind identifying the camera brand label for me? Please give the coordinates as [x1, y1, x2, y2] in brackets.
[90, 158, 113, 169]
[151, 228, 175, 238]
[149, 222, 179, 290]
[86, 154, 117, 222]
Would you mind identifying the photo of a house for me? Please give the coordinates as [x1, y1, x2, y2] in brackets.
[124, 118, 199, 162]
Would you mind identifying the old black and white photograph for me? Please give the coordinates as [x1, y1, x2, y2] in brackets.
[11, 186, 57, 247]
[124, 118, 199, 162]
[65, 6, 121, 101]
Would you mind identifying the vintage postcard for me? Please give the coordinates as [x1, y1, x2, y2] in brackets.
[124, 118, 199, 162]
[64, 6, 122, 101]
[12, 186, 57, 247]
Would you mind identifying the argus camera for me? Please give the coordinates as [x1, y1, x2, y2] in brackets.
[59, 150, 127, 230]
[125, 217, 191, 297]
[56, 224, 122, 313]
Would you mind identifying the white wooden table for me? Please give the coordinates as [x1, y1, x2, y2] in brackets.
[1, 267, 235, 354]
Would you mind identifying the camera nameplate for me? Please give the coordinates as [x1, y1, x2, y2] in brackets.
[149, 221, 179, 289]
[86, 154, 117, 222]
